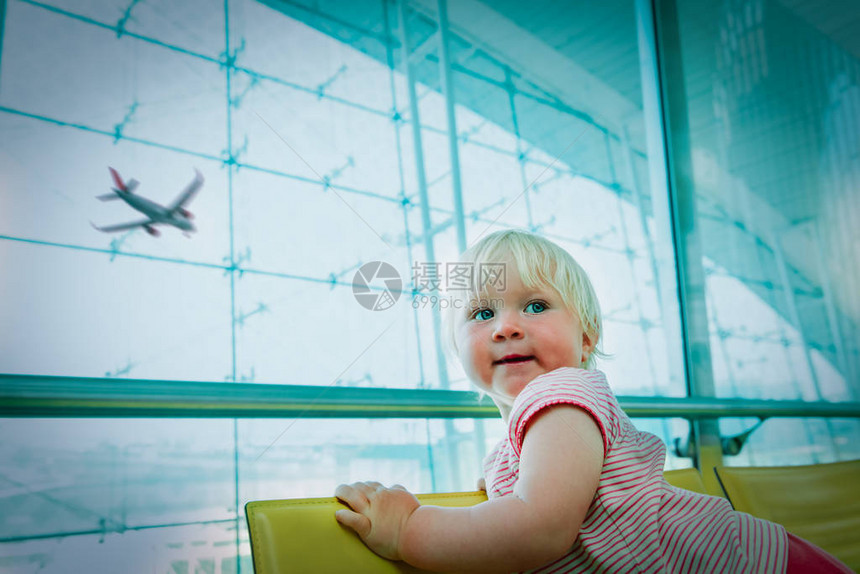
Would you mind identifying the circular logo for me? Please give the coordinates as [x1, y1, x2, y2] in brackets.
[352, 261, 402, 311]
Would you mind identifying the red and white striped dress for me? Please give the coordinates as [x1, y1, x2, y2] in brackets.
[482, 368, 788, 573]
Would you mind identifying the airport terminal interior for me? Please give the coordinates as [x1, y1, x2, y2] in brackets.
[0, 0, 859, 571]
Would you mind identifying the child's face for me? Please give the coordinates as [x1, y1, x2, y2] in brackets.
[453, 257, 594, 407]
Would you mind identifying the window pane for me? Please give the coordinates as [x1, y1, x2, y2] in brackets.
[719, 418, 860, 466]
[0, 0, 724, 569]
[0, 240, 233, 381]
[673, 0, 860, 405]
[1, 0, 684, 393]
[0, 418, 239, 572]
[0, 416, 499, 569]
[418, 0, 686, 396]
[0, 415, 691, 570]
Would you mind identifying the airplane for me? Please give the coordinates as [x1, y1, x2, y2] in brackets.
[91, 167, 204, 237]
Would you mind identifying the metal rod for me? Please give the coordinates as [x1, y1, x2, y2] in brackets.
[2, 374, 859, 420]
[632, 0, 687, 395]
[436, 0, 467, 252]
[647, 0, 725, 483]
[397, 0, 449, 391]
[0, 0, 6, 95]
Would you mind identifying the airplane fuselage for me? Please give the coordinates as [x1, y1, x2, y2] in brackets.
[93, 167, 203, 236]
[115, 190, 195, 231]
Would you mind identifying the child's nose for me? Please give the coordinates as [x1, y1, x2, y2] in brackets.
[492, 314, 523, 340]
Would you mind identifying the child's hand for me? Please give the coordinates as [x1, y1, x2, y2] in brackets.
[477, 477, 486, 491]
[334, 481, 420, 561]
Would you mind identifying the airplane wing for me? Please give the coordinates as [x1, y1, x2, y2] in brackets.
[167, 169, 204, 213]
[91, 219, 151, 233]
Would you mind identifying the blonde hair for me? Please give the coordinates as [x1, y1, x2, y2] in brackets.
[442, 230, 605, 369]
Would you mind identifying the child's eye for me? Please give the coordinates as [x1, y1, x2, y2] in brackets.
[525, 301, 548, 314]
[470, 308, 494, 321]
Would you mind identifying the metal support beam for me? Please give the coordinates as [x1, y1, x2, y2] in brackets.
[644, 0, 725, 491]
[632, 0, 690, 397]
[398, 0, 460, 490]
[505, 67, 535, 230]
[398, 0, 448, 388]
[0, 0, 6, 94]
[435, 0, 467, 252]
[407, 29, 439, 66]
[3, 374, 860, 420]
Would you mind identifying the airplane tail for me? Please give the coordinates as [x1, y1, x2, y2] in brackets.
[109, 167, 127, 192]
[107, 167, 139, 194]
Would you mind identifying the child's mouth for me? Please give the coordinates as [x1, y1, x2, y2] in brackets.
[495, 356, 535, 365]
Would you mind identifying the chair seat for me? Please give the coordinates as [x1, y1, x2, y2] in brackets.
[714, 459, 860, 572]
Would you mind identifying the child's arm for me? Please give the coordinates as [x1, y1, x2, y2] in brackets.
[336, 404, 604, 573]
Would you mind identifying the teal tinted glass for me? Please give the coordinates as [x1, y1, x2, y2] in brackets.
[673, 0, 860, 402]
[0, 0, 685, 397]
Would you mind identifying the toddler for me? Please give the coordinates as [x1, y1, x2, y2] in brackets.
[335, 230, 851, 573]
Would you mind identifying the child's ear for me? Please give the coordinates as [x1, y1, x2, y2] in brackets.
[581, 331, 597, 363]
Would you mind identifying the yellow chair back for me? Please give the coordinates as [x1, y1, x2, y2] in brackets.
[714, 459, 860, 572]
[245, 469, 712, 573]
[246, 491, 486, 573]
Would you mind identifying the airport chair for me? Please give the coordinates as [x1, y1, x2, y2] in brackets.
[245, 469, 714, 573]
[246, 491, 487, 573]
[663, 467, 710, 495]
[714, 460, 860, 572]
